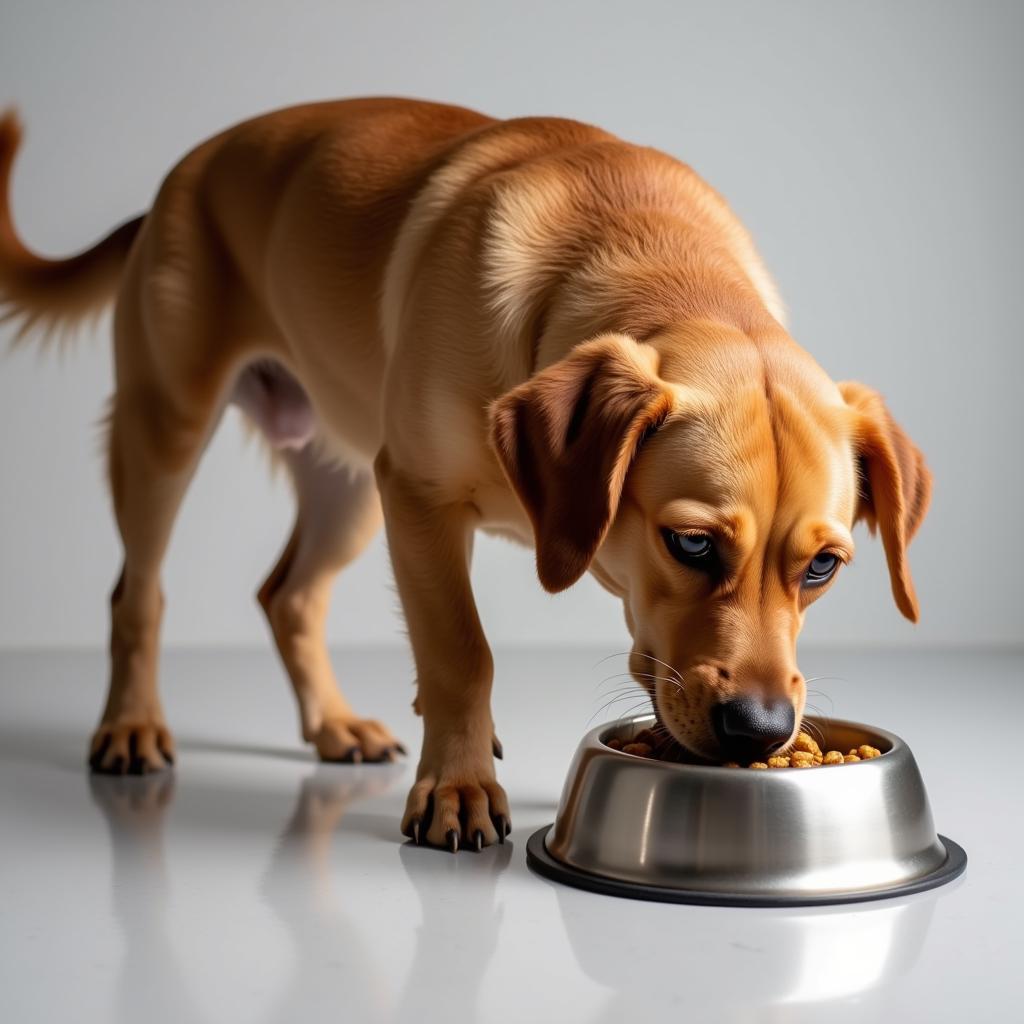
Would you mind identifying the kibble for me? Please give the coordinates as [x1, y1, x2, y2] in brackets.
[608, 729, 885, 769]
[621, 742, 653, 757]
[793, 733, 821, 756]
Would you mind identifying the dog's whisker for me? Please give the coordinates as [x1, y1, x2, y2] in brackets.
[592, 668, 684, 701]
[593, 668, 673, 691]
[589, 690, 648, 715]
[802, 719, 826, 749]
[804, 690, 836, 715]
[589, 688, 643, 712]
[798, 710, 830, 751]
[594, 669, 644, 688]
[631, 651, 685, 685]
[591, 650, 635, 670]
[594, 673, 646, 689]
[623, 668, 685, 690]
[585, 690, 656, 728]
[627, 672, 683, 694]
[587, 699, 655, 731]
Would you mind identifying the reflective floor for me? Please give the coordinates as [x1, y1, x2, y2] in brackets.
[0, 647, 1017, 1021]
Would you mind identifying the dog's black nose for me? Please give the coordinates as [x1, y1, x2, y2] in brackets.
[712, 697, 795, 760]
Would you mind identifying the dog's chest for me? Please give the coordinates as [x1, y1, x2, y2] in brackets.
[471, 481, 534, 548]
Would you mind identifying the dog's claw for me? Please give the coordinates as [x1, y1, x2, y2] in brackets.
[395, 742, 408, 756]
[89, 736, 111, 772]
[492, 735, 504, 760]
[473, 829, 484, 852]
[325, 746, 365, 764]
[446, 829, 460, 853]
[494, 814, 511, 842]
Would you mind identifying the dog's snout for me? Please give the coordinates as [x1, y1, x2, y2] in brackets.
[712, 697, 795, 760]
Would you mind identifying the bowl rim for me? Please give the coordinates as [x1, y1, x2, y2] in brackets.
[596, 713, 901, 774]
[527, 825, 968, 907]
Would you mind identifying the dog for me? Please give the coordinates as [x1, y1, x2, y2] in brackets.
[0, 97, 931, 851]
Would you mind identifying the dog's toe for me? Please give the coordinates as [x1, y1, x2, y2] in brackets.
[89, 720, 174, 775]
[314, 716, 404, 764]
[402, 774, 510, 852]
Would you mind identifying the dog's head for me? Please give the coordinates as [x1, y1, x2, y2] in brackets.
[489, 329, 931, 761]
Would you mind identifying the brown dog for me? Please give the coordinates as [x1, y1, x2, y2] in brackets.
[0, 97, 930, 851]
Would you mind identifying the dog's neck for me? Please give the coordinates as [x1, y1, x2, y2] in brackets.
[531, 234, 786, 378]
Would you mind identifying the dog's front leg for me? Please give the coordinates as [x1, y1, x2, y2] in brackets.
[375, 449, 510, 852]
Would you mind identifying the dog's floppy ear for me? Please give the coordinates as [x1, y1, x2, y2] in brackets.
[489, 333, 673, 592]
[839, 381, 933, 623]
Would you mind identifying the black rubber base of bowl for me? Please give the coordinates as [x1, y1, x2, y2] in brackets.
[526, 825, 967, 907]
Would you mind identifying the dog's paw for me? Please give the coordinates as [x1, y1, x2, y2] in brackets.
[89, 718, 175, 775]
[312, 716, 406, 764]
[401, 767, 511, 852]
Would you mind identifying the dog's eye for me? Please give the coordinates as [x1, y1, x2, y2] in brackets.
[804, 551, 840, 587]
[662, 529, 717, 570]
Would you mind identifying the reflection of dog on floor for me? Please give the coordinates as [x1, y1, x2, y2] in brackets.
[3, 99, 930, 851]
[88, 774, 204, 1023]
[88, 765, 509, 1021]
[261, 766, 403, 1024]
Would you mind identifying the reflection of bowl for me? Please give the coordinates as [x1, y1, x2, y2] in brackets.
[527, 715, 966, 906]
[551, 885, 940, 1012]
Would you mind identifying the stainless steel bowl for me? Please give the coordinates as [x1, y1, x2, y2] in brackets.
[527, 714, 966, 906]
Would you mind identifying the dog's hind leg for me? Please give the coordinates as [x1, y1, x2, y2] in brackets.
[90, 211, 241, 774]
[91, 349, 235, 774]
[257, 444, 404, 763]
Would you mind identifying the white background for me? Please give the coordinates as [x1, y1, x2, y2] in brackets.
[1, 0, 1020, 650]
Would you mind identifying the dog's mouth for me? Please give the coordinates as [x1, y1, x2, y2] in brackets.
[636, 688, 718, 763]
[631, 650, 805, 763]
[623, 708, 720, 764]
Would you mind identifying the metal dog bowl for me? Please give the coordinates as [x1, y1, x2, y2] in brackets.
[527, 714, 966, 906]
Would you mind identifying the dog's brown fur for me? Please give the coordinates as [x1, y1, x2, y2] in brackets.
[0, 97, 931, 849]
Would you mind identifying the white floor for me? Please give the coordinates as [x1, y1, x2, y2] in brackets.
[0, 646, 1018, 1022]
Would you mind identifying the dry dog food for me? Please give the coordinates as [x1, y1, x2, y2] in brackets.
[608, 729, 882, 768]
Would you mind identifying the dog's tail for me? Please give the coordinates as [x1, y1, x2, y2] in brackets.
[0, 109, 144, 346]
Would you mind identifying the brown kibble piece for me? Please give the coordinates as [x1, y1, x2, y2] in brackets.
[606, 737, 623, 750]
[790, 750, 814, 765]
[722, 762, 740, 768]
[823, 750, 844, 765]
[844, 754, 861, 763]
[633, 728, 658, 746]
[793, 732, 822, 756]
[857, 745, 881, 759]
[767, 755, 791, 768]
[748, 761, 769, 770]
[622, 742, 653, 757]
